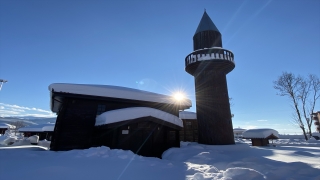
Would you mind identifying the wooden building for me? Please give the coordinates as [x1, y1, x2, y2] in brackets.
[311, 111, 320, 133]
[242, 129, 279, 146]
[93, 107, 182, 158]
[18, 124, 55, 141]
[179, 111, 198, 142]
[49, 83, 191, 157]
[233, 128, 246, 138]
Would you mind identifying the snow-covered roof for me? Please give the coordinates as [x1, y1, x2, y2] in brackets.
[233, 128, 246, 133]
[312, 132, 320, 137]
[49, 83, 192, 112]
[179, 111, 197, 119]
[18, 124, 55, 132]
[95, 107, 183, 127]
[242, 128, 279, 139]
[0, 123, 15, 129]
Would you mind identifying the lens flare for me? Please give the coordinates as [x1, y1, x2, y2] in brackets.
[173, 92, 186, 101]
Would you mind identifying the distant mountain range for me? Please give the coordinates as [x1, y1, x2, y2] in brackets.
[0, 116, 56, 126]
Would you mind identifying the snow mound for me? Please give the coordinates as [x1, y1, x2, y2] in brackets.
[0, 136, 16, 145]
[223, 167, 266, 180]
[307, 137, 320, 143]
[28, 135, 39, 144]
[185, 163, 266, 180]
[38, 140, 51, 149]
[75, 146, 140, 160]
[11, 139, 32, 146]
[75, 146, 111, 158]
[1, 143, 320, 179]
[273, 138, 320, 146]
[9, 139, 51, 148]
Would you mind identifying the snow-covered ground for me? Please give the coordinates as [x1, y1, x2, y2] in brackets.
[1, 139, 319, 180]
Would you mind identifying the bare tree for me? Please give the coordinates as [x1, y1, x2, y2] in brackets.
[273, 72, 307, 140]
[11, 121, 26, 129]
[11, 121, 27, 135]
[274, 72, 320, 140]
[299, 76, 311, 137]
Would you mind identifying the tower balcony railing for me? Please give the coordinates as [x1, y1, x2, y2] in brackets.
[185, 47, 235, 67]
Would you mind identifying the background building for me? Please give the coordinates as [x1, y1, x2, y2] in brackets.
[179, 111, 198, 142]
[312, 111, 320, 133]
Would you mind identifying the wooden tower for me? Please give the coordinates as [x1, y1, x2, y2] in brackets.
[185, 11, 235, 145]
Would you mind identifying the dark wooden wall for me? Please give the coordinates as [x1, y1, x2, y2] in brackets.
[193, 30, 222, 50]
[50, 98, 97, 151]
[195, 70, 235, 145]
[180, 119, 198, 142]
[0, 128, 7, 134]
[251, 139, 269, 146]
[52, 92, 184, 117]
[93, 117, 180, 158]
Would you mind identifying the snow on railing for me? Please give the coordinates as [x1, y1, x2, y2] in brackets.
[185, 47, 234, 67]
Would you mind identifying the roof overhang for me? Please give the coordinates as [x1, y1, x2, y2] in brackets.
[95, 107, 183, 128]
[49, 83, 192, 113]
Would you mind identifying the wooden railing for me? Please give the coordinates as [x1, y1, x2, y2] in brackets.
[185, 48, 235, 67]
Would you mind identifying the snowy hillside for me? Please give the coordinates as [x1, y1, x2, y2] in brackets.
[0, 117, 56, 126]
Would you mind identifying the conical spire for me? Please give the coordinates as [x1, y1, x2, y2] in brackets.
[194, 11, 220, 35]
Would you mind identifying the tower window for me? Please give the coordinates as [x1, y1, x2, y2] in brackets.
[96, 104, 106, 115]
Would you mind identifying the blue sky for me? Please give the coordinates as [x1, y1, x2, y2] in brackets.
[0, 0, 319, 134]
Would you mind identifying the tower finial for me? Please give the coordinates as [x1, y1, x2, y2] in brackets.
[204, 8, 206, 12]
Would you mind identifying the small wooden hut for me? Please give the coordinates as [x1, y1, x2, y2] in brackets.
[242, 128, 279, 146]
[179, 111, 198, 142]
[18, 124, 55, 141]
[49, 83, 191, 157]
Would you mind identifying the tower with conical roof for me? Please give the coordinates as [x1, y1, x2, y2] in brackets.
[185, 11, 235, 145]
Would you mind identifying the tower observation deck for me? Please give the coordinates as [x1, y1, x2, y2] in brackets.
[185, 11, 235, 145]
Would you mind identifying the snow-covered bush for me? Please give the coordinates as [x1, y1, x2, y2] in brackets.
[27, 135, 39, 145]
[307, 137, 320, 143]
[0, 129, 20, 145]
[0, 136, 16, 145]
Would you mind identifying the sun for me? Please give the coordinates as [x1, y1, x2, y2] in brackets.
[173, 92, 186, 101]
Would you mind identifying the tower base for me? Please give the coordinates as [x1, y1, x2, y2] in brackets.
[195, 69, 235, 145]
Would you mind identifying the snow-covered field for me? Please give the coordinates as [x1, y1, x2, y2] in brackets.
[1, 139, 319, 180]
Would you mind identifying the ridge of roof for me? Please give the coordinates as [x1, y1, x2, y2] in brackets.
[49, 83, 192, 107]
[194, 11, 220, 35]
